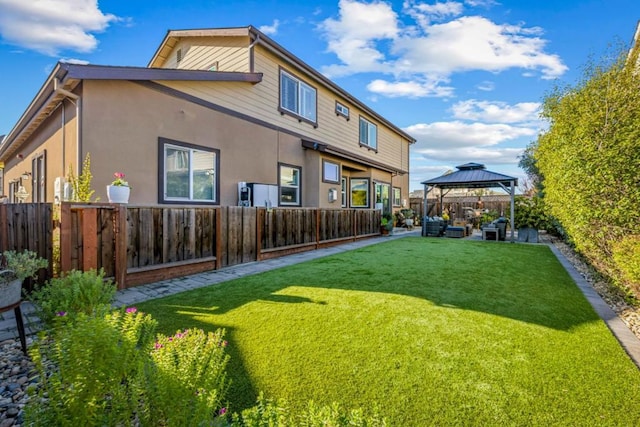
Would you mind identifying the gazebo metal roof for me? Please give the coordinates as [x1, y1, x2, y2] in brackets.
[420, 162, 518, 189]
[420, 163, 518, 242]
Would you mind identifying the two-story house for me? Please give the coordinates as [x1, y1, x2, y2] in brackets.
[0, 26, 415, 212]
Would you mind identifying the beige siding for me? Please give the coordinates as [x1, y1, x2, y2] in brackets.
[160, 37, 250, 72]
[160, 45, 410, 174]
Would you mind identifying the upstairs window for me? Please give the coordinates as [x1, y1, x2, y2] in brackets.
[335, 101, 349, 119]
[359, 117, 377, 150]
[280, 69, 317, 124]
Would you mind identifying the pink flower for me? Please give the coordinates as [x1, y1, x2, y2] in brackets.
[154, 342, 163, 350]
[111, 172, 130, 187]
[125, 307, 137, 314]
[219, 407, 227, 416]
[56, 311, 67, 317]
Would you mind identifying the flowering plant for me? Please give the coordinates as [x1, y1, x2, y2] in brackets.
[111, 172, 130, 187]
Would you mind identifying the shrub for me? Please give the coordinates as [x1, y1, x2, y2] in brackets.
[513, 196, 547, 229]
[231, 393, 387, 426]
[25, 307, 230, 426]
[26, 309, 158, 426]
[611, 235, 640, 294]
[29, 269, 116, 327]
[142, 328, 230, 426]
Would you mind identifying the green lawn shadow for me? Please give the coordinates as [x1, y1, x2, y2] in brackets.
[137, 237, 605, 415]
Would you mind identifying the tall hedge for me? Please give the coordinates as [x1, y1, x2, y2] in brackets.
[536, 44, 640, 296]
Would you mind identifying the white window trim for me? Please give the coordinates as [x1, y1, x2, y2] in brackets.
[323, 160, 340, 184]
[280, 69, 317, 124]
[350, 178, 370, 208]
[335, 101, 349, 120]
[279, 164, 301, 206]
[160, 138, 219, 205]
[359, 117, 378, 150]
[393, 187, 401, 207]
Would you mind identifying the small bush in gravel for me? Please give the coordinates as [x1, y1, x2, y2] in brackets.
[29, 268, 116, 327]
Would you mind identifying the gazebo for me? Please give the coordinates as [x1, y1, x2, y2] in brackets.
[420, 163, 518, 242]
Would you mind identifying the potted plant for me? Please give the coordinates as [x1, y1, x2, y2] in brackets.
[380, 213, 394, 236]
[514, 196, 547, 243]
[400, 208, 415, 229]
[107, 172, 131, 203]
[0, 250, 48, 309]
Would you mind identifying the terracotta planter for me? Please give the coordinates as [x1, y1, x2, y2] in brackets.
[107, 185, 130, 203]
[0, 276, 22, 309]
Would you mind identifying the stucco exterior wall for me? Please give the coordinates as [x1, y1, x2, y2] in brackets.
[1, 97, 77, 202]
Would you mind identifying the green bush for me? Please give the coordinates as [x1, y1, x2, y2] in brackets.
[29, 269, 116, 327]
[513, 196, 547, 229]
[25, 307, 230, 426]
[26, 309, 158, 426]
[143, 328, 230, 426]
[612, 235, 640, 294]
[231, 393, 387, 426]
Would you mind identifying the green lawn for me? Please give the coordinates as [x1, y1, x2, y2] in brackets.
[137, 237, 640, 425]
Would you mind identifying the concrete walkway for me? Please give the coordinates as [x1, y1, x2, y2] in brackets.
[2, 228, 639, 369]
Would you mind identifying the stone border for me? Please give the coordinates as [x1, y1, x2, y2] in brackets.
[547, 243, 640, 369]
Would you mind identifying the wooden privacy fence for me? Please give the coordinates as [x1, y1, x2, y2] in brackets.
[0, 203, 53, 258]
[59, 204, 381, 289]
[410, 195, 512, 219]
[0, 203, 54, 287]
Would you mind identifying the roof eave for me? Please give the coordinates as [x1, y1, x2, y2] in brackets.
[248, 26, 416, 143]
[0, 62, 69, 160]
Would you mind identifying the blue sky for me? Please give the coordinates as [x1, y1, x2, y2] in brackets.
[1, 0, 639, 191]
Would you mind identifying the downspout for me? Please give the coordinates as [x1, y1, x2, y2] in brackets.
[54, 78, 80, 175]
[248, 33, 260, 73]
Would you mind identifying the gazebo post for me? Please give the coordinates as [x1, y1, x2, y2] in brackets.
[510, 180, 515, 243]
[422, 184, 427, 236]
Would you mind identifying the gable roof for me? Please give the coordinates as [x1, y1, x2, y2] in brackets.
[420, 163, 518, 189]
[0, 63, 262, 160]
[148, 26, 416, 144]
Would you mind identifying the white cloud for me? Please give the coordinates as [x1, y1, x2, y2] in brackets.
[406, 121, 536, 150]
[258, 19, 280, 36]
[392, 16, 567, 79]
[415, 145, 524, 163]
[367, 78, 454, 98]
[476, 80, 495, 91]
[59, 57, 90, 65]
[403, 0, 464, 29]
[318, 0, 567, 98]
[450, 100, 541, 123]
[319, 0, 399, 76]
[0, 0, 119, 55]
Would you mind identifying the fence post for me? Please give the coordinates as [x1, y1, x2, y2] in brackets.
[82, 208, 99, 272]
[315, 208, 320, 249]
[353, 209, 357, 238]
[215, 207, 221, 269]
[0, 205, 6, 252]
[60, 203, 72, 273]
[113, 205, 127, 290]
[256, 207, 263, 262]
